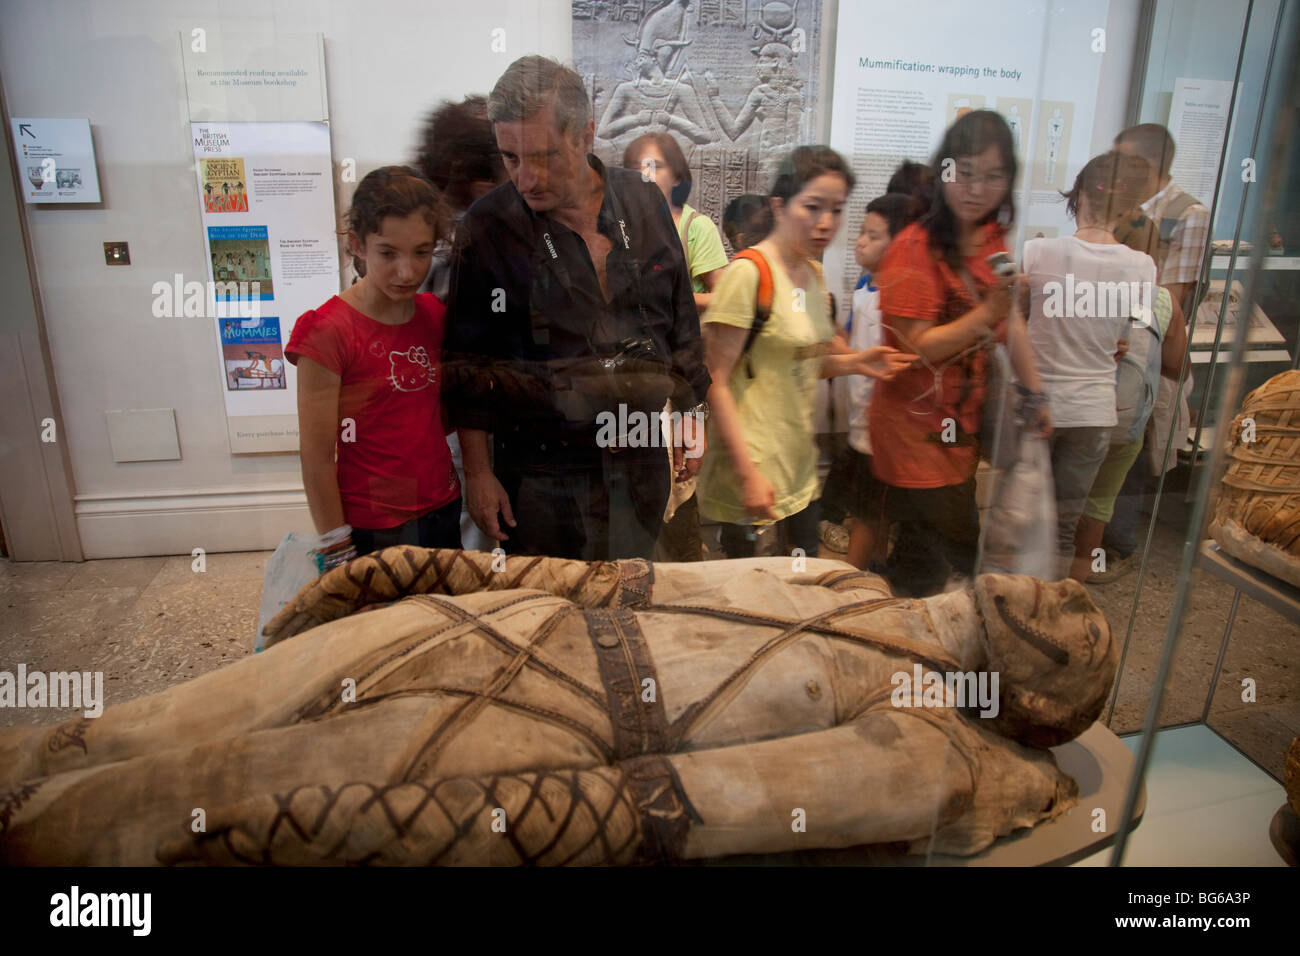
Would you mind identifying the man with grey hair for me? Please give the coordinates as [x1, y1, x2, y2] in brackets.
[443, 55, 711, 561]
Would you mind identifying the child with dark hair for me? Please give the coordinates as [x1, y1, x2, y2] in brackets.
[287, 165, 461, 566]
[412, 97, 509, 553]
[886, 159, 935, 206]
[413, 96, 506, 215]
[870, 110, 1049, 597]
[722, 193, 773, 252]
[412, 96, 508, 300]
[697, 146, 913, 559]
[833, 192, 926, 569]
[819, 191, 924, 553]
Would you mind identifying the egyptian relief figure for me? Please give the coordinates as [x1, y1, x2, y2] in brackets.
[596, 0, 713, 144]
[0, 550, 1116, 866]
[697, 41, 803, 158]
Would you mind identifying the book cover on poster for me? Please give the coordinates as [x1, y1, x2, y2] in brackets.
[220, 316, 285, 390]
[200, 157, 249, 212]
[208, 225, 274, 298]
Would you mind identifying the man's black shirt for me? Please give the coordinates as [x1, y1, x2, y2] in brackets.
[443, 154, 711, 443]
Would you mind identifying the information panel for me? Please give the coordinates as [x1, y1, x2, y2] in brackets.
[181, 33, 337, 453]
[825, 0, 1110, 305]
[9, 117, 101, 203]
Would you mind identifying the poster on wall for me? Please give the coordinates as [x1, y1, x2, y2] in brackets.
[221, 316, 286, 390]
[573, 0, 822, 238]
[825, 0, 1110, 305]
[9, 117, 102, 203]
[1166, 77, 1238, 211]
[190, 120, 337, 452]
[181, 32, 336, 454]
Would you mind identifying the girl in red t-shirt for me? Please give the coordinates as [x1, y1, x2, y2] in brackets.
[287, 166, 460, 567]
[870, 111, 1050, 597]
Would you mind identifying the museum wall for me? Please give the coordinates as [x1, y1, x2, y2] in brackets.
[0, 0, 1161, 559]
[0, 0, 572, 558]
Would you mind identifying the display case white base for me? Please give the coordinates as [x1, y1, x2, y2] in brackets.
[1072, 724, 1288, 866]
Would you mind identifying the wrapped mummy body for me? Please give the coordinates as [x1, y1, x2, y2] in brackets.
[0, 549, 1116, 865]
[1210, 370, 1300, 586]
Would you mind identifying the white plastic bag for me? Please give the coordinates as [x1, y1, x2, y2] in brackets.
[979, 435, 1057, 579]
[255, 532, 322, 651]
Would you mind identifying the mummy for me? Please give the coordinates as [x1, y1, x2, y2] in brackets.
[0, 548, 1115, 865]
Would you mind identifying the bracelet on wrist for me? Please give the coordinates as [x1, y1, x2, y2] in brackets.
[314, 534, 357, 573]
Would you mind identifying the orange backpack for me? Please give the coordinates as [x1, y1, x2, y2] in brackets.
[732, 248, 775, 379]
[731, 248, 828, 378]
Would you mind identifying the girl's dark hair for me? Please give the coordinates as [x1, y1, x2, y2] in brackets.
[722, 193, 772, 250]
[344, 165, 447, 275]
[1062, 150, 1151, 223]
[866, 192, 925, 237]
[623, 131, 692, 207]
[769, 145, 856, 204]
[413, 96, 505, 214]
[886, 160, 934, 203]
[924, 110, 1017, 269]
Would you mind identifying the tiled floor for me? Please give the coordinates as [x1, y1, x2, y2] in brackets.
[1072, 725, 1288, 866]
[0, 551, 262, 727]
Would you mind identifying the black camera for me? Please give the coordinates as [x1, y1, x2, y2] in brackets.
[595, 336, 668, 402]
[606, 336, 659, 368]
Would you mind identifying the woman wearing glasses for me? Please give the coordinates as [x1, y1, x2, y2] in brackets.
[868, 110, 1049, 597]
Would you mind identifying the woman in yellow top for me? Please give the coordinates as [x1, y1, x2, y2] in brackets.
[697, 145, 915, 558]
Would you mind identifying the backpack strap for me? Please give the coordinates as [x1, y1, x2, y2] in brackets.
[733, 248, 774, 379]
[678, 209, 701, 266]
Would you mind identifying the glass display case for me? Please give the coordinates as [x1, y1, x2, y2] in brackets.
[0, 0, 1294, 879]
[1101, 0, 1299, 866]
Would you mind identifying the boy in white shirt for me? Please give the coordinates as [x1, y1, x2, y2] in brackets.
[841, 192, 923, 570]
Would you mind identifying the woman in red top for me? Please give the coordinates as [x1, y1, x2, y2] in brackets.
[869, 111, 1050, 597]
[287, 166, 461, 567]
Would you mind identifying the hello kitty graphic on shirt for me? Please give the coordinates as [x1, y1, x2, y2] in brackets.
[389, 346, 435, 392]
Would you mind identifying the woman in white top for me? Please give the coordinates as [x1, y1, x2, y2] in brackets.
[1024, 150, 1158, 570]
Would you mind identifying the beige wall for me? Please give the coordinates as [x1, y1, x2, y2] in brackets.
[0, 0, 571, 558]
[0, 0, 1142, 560]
